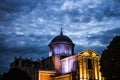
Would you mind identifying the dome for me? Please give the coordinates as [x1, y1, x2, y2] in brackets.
[49, 28, 75, 56]
[50, 28, 74, 44]
[50, 34, 73, 43]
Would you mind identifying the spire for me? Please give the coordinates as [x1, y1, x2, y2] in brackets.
[60, 28, 63, 35]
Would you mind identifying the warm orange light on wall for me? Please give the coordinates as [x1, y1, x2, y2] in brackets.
[38, 71, 56, 80]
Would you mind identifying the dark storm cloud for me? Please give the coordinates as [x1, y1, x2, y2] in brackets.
[86, 28, 120, 46]
[0, 0, 120, 25]
[103, 0, 120, 17]
[0, 34, 52, 54]
[100, 28, 120, 44]
[0, 0, 120, 74]
[0, 34, 50, 74]
[0, 0, 39, 13]
[0, 0, 40, 24]
[0, 34, 51, 74]
[57, 0, 120, 22]
[0, 44, 48, 54]
[75, 45, 105, 54]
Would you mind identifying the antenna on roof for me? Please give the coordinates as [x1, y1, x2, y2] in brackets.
[60, 28, 63, 35]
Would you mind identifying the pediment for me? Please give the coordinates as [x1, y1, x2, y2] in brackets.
[78, 49, 100, 57]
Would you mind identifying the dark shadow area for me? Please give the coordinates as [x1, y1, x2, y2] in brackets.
[100, 36, 120, 80]
[1, 68, 31, 80]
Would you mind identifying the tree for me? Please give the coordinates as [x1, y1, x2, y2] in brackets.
[2, 68, 31, 80]
[100, 36, 120, 80]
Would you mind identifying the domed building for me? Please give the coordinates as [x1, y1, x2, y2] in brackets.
[49, 29, 74, 56]
[10, 29, 104, 80]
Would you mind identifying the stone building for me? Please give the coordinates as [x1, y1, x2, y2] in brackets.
[10, 29, 103, 80]
[10, 57, 40, 77]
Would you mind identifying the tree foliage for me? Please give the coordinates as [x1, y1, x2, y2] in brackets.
[100, 36, 120, 80]
[2, 68, 31, 80]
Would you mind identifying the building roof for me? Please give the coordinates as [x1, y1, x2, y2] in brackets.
[50, 35, 73, 43]
[50, 28, 74, 44]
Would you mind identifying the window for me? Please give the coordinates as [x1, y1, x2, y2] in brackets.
[88, 59, 92, 69]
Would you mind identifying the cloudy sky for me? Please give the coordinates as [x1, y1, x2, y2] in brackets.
[0, 0, 120, 74]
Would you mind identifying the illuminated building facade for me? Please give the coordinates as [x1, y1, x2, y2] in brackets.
[33, 29, 103, 80]
[10, 29, 104, 80]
